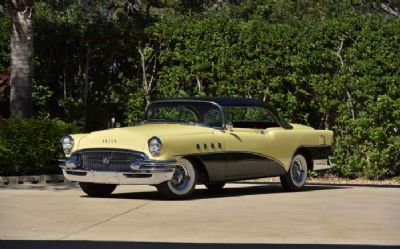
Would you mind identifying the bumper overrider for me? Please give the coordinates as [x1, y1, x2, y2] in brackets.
[313, 156, 337, 171]
[59, 157, 176, 185]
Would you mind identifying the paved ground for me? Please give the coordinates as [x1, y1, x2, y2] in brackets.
[0, 182, 399, 249]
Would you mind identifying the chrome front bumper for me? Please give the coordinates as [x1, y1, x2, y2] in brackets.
[59, 160, 176, 185]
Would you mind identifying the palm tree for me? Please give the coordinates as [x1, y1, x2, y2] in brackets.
[9, 0, 33, 118]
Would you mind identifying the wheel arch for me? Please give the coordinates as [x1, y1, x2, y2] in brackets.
[291, 147, 313, 171]
[291, 145, 334, 171]
[181, 156, 209, 184]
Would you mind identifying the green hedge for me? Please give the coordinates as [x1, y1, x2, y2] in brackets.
[0, 119, 78, 176]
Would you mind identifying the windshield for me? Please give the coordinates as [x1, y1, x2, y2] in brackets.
[144, 101, 223, 128]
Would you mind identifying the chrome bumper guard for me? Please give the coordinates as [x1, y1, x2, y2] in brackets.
[59, 159, 176, 185]
[313, 156, 336, 171]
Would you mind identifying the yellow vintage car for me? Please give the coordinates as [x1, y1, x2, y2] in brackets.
[60, 98, 335, 199]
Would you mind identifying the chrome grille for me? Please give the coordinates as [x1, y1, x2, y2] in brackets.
[74, 150, 146, 172]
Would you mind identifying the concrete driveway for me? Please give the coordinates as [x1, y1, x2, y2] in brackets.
[0, 182, 399, 249]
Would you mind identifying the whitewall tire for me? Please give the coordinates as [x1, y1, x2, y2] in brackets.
[280, 153, 308, 191]
[156, 158, 197, 199]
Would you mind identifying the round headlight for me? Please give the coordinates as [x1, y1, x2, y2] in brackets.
[148, 137, 162, 157]
[60, 135, 74, 154]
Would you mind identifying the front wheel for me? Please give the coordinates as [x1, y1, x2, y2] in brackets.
[79, 182, 117, 197]
[156, 159, 197, 199]
[280, 154, 308, 191]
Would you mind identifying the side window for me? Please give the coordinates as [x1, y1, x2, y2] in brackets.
[203, 108, 223, 127]
[224, 106, 279, 128]
[246, 107, 276, 122]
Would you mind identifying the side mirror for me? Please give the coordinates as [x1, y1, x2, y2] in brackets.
[225, 122, 233, 131]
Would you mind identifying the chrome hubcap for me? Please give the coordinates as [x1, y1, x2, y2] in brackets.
[171, 164, 190, 190]
[291, 159, 305, 184]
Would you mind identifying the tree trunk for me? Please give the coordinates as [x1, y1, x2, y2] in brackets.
[0, 69, 10, 119]
[83, 44, 90, 123]
[138, 46, 151, 105]
[10, 1, 34, 118]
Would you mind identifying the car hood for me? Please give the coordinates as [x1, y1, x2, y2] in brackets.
[73, 123, 215, 155]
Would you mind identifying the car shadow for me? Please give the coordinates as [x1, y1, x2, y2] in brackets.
[0, 182, 79, 191]
[0, 240, 397, 249]
[92, 183, 347, 201]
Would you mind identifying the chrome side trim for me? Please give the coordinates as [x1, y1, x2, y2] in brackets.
[176, 151, 286, 168]
[180, 151, 287, 181]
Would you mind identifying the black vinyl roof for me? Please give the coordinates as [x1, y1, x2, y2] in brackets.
[160, 98, 267, 107]
[205, 98, 267, 107]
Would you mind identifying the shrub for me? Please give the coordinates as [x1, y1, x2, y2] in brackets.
[0, 118, 79, 176]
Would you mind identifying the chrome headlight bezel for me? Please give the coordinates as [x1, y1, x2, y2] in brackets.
[60, 135, 74, 155]
[148, 136, 162, 157]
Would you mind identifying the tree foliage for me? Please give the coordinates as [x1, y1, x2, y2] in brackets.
[147, 0, 400, 179]
[0, 118, 78, 176]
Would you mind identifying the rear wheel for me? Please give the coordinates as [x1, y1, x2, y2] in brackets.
[205, 182, 225, 191]
[280, 154, 308, 191]
[79, 182, 117, 197]
[156, 159, 197, 199]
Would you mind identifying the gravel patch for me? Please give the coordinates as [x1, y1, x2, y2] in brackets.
[243, 174, 400, 186]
